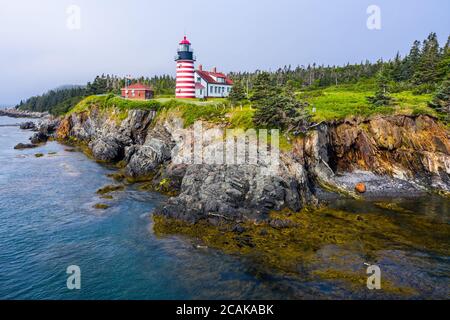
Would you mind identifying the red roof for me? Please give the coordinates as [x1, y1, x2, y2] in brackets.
[122, 83, 153, 91]
[179, 36, 191, 45]
[196, 70, 233, 85]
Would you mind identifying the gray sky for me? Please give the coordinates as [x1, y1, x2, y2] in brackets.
[0, 0, 449, 105]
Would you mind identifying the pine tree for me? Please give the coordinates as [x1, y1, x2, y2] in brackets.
[413, 32, 441, 85]
[390, 51, 405, 82]
[228, 80, 246, 106]
[253, 83, 311, 135]
[250, 72, 279, 105]
[367, 68, 394, 107]
[429, 78, 450, 121]
[437, 36, 450, 81]
[401, 40, 422, 81]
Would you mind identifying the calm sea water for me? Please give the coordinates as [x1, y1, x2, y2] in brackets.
[0, 116, 449, 300]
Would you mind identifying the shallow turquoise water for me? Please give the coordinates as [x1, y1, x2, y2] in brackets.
[0, 116, 449, 299]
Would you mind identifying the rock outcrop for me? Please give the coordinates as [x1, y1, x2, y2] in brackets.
[53, 107, 450, 224]
[0, 109, 47, 119]
[302, 115, 450, 196]
[13, 116, 60, 150]
[19, 122, 36, 130]
[14, 143, 38, 150]
[30, 132, 49, 144]
[158, 162, 313, 224]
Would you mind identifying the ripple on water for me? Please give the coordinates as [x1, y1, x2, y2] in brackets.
[0, 117, 449, 299]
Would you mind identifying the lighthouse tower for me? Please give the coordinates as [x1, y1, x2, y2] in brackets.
[175, 36, 196, 99]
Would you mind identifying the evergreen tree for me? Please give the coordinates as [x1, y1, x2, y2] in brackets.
[401, 40, 422, 80]
[413, 32, 441, 85]
[437, 36, 450, 80]
[367, 68, 394, 107]
[390, 51, 405, 82]
[250, 72, 279, 105]
[253, 83, 311, 135]
[429, 79, 450, 121]
[228, 80, 246, 106]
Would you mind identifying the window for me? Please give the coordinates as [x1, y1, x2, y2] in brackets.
[210, 86, 213, 93]
[197, 77, 201, 82]
[132, 90, 135, 97]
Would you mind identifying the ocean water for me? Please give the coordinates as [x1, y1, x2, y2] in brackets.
[0, 116, 449, 300]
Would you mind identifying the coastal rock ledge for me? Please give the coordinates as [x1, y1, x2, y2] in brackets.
[42, 106, 449, 224]
[0, 109, 48, 119]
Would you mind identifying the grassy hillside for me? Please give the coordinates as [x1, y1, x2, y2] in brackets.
[70, 83, 436, 128]
[298, 81, 435, 122]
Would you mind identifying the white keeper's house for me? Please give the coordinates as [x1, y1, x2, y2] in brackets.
[195, 65, 233, 99]
[175, 36, 233, 99]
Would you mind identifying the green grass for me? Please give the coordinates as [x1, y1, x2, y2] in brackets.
[228, 105, 255, 130]
[299, 82, 436, 122]
[68, 94, 230, 127]
[178, 103, 228, 127]
[69, 94, 162, 115]
[69, 82, 438, 130]
[154, 97, 227, 105]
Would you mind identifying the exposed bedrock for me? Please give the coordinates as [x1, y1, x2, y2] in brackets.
[302, 115, 450, 196]
[54, 108, 450, 223]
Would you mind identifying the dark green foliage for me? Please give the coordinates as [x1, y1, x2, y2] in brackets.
[86, 74, 175, 96]
[400, 40, 421, 81]
[413, 33, 441, 86]
[437, 36, 450, 80]
[253, 82, 311, 135]
[250, 72, 280, 104]
[367, 68, 394, 107]
[17, 74, 176, 115]
[16, 86, 87, 115]
[429, 79, 450, 121]
[230, 33, 449, 95]
[231, 61, 384, 92]
[49, 96, 84, 115]
[228, 80, 247, 105]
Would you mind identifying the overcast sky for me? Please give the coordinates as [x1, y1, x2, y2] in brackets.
[0, 0, 449, 105]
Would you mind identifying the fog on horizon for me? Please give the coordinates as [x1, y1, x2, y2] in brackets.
[0, 0, 449, 105]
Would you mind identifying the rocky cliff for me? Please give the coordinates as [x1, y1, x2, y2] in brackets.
[33, 105, 450, 224]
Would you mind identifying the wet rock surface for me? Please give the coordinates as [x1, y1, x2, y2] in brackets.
[19, 122, 36, 130]
[52, 109, 450, 224]
[30, 132, 49, 144]
[14, 143, 38, 150]
[156, 164, 312, 223]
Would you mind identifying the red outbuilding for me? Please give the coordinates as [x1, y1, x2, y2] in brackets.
[121, 83, 154, 100]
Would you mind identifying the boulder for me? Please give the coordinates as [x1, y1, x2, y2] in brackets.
[36, 118, 60, 135]
[30, 132, 48, 144]
[89, 136, 125, 162]
[125, 138, 172, 177]
[14, 143, 38, 150]
[19, 122, 36, 130]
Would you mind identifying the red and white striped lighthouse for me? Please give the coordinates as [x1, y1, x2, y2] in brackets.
[175, 36, 196, 99]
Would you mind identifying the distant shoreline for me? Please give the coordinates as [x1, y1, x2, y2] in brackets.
[0, 108, 48, 119]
